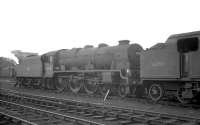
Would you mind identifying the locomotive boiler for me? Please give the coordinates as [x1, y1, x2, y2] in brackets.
[53, 40, 143, 96]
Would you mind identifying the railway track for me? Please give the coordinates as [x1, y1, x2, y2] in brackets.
[0, 99, 104, 125]
[0, 89, 199, 125]
[2, 80, 200, 110]
[5, 80, 200, 109]
[0, 112, 37, 125]
[62, 90, 200, 109]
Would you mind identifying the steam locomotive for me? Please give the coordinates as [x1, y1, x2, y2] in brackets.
[14, 31, 200, 104]
[0, 57, 16, 78]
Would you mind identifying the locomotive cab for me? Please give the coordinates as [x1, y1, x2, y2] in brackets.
[41, 51, 56, 78]
[40, 51, 58, 90]
[177, 37, 199, 78]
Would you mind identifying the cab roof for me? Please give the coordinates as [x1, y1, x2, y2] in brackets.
[42, 50, 58, 56]
[168, 31, 200, 40]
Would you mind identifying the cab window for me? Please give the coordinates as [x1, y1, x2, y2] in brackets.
[177, 37, 198, 53]
[43, 56, 49, 62]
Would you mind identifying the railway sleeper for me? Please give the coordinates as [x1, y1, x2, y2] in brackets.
[1, 89, 200, 125]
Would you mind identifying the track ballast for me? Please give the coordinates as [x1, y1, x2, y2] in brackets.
[0, 88, 199, 125]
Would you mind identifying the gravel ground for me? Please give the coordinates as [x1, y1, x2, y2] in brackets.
[0, 81, 200, 119]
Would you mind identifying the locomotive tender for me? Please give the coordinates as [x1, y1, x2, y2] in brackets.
[15, 31, 200, 104]
[141, 31, 200, 103]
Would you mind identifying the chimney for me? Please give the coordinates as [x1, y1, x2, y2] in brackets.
[98, 43, 108, 48]
[84, 45, 94, 48]
[118, 40, 130, 45]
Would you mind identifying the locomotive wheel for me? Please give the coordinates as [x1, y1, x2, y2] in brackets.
[118, 84, 129, 98]
[148, 84, 164, 102]
[37, 79, 42, 88]
[24, 79, 31, 87]
[14, 78, 19, 87]
[84, 80, 98, 95]
[55, 78, 66, 92]
[135, 85, 145, 98]
[46, 79, 52, 89]
[20, 79, 25, 87]
[29, 79, 35, 88]
[34, 79, 41, 88]
[68, 79, 82, 94]
[99, 84, 109, 95]
[176, 87, 191, 104]
[41, 79, 46, 89]
[14, 78, 21, 88]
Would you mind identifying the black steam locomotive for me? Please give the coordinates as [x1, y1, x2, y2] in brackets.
[15, 31, 200, 104]
[0, 57, 16, 78]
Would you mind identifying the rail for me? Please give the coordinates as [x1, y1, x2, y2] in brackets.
[0, 89, 199, 125]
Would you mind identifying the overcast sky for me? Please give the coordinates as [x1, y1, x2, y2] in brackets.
[1, 0, 200, 61]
